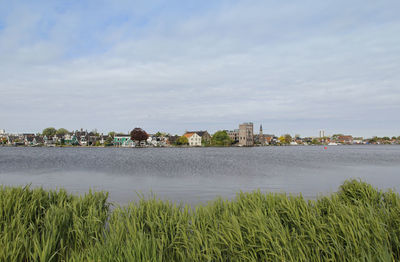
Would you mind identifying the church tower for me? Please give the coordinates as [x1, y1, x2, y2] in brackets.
[259, 124, 265, 145]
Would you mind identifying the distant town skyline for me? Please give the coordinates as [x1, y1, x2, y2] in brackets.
[1, 124, 398, 139]
[1, 1, 399, 137]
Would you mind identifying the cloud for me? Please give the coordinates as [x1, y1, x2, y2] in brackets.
[0, 1, 399, 136]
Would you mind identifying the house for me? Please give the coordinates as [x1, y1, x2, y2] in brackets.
[74, 130, 90, 146]
[186, 131, 211, 144]
[43, 135, 55, 146]
[337, 135, 353, 144]
[114, 134, 135, 147]
[183, 132, 202, 146]
[99, 134, 109, 145]
[147, 134, 168, 147]
[64, 133, 73, 145]
[7, 135, 18, 145]
[34, 136, 44, 145]
[23, 134, 35, 146]
[167, 135, 179, 145]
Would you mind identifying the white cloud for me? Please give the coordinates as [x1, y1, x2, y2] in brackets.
[0, 1, 399, 136]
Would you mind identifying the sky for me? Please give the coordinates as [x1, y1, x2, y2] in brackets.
[0, 0, 399, 137]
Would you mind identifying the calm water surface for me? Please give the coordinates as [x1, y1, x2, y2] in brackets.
[0, 146, 399, 205]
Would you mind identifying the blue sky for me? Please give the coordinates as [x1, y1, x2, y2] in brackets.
[0, 1, 399, 137]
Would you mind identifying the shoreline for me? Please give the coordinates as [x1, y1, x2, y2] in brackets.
[1, 143, 398, 148]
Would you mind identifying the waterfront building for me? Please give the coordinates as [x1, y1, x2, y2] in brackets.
[226, 129, 239, 144]
[353, 137, 364, 144]
[319, 130, 325, 138]
[259, 125, 265, 145]
[183, 132, 202, 146]
[186, 131, 211, 144]
[239, 122, 254, 146]
[167, 135, 179, 145]
[114, 134, 134, 147]
[264, 134, 276, 145]
[337, 135, 353, 144]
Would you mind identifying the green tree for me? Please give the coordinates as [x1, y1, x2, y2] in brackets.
[56, 128, 69, 136]
[108, 132, 116, 138]
[95, 141, 101, 146]
[42, 127, 57, 137]
[369, 137, 378, 143]
[105, 136, 113, 146]
[211, 131, 232, 146]
[284, 134, 292, 144]
[175, 136, 188, 145]
[332, 134, 344, 140]
[155, 131, 166, 137]
[311, 138, 321, 145]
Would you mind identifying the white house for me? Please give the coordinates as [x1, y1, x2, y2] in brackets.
[184, 132, 202, 146]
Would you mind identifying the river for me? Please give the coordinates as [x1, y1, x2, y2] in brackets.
[0, 145, 399, 205]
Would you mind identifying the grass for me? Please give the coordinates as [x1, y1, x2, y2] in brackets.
[1, 180, 400, 261]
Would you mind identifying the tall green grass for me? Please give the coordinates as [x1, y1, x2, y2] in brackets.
[1, 180, 400, 261]
[0, 186, 109, 261]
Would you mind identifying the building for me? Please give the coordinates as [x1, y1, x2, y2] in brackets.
[239, 122, 254, 146]
[259, 125, 265, 145]
[186, 131, 211, 144]
[114, 134, 134, 147]
[183, 132, 202, 146]
[167, 135, 179, 145]
[319, 130, 325, 138]
[264, 134, 276, 145]
[337, 135, 353, 144]
[226, 129, 239, 144]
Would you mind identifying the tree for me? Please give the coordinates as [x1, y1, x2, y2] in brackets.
[175, 136, 188, 145]
[42, 127, 57, 137]
[211, 131, 232, 146]
[108, 131, 116, 138]
[284, 134, 292, 144]
[56, 128, 69, 136]
[105, 136, 113, 146]
[311, 138, 321, 145]
[278, 136, 286, 144]
[369, 136, 378, 143]
[332, 134, 344, 140]
[130, 128, 149, 145]
[155, 131, 166, 137]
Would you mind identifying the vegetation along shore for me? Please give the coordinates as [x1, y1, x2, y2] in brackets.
[1, 180, 400, 261]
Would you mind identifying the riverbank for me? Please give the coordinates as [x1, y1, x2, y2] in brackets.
[1, 180, 400, 261]
[1, 143, 398, 148]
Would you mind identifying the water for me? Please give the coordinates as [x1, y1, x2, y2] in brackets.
[0, 146, 399, 205]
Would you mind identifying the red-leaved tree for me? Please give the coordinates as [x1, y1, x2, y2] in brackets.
[130, 128, 149, 145]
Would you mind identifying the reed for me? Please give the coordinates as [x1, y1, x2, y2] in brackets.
[1, 180, 400, 261]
